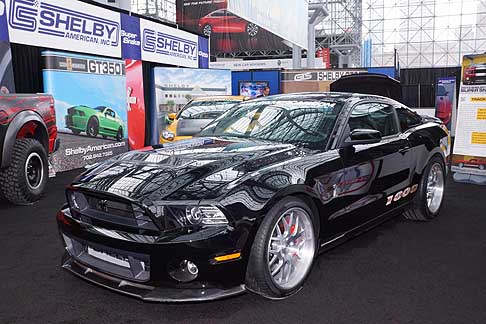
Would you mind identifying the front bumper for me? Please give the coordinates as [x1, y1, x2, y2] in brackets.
[57, 208, 251, 302]
[62, 255, 245, 302]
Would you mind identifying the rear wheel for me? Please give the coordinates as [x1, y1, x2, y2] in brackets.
[245, 197, 318, 299]
[247, 23, 259, 37]
[0, 139, 48, 205]
[403, 156, 446, 221]
[202, 24, 212, 36]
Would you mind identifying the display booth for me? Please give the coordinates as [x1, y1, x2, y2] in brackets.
[452, 53, 486, 185]
[0, 0, 210, 172]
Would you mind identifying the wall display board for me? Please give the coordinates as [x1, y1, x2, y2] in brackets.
[226, 0, 308, 49]
[2, 2, 209, 68]
[176, 0, 287, 54]
[452, 53, 486, 185]
[281, 69, 367, 94]
[435, 77, 457, 133]
[5, 0, 122, 57]
[151, 67, 231, 145]
[239, 81, 268, 97]
[125, 59, 145, 150]
[43, 51, 128, 172]
[0, 0, 15, 93]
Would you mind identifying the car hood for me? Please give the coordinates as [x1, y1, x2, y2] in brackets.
[72, 137, 309, 202]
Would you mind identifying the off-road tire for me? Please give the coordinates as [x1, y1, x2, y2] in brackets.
[0, 139, 48, 205]
[403, 156, 446, 221]
[245, 196, 319, 299]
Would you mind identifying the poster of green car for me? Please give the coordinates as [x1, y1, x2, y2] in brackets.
[65, 105, 125, 141]
[43, 51, 128, 172]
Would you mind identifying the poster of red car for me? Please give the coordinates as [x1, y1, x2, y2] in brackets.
[435, 77, 456, 131]
[176, 0, 287, 53]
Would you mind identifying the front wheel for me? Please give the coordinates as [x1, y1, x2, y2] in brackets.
[86, 117, 99, 138]
[403, 156, 446, 221]
[116, 127, 123, 142]
[0, 138, 48, 205]
[245, 197, 318, 299]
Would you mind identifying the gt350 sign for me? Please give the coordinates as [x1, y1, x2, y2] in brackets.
[5, 0, 121, 57]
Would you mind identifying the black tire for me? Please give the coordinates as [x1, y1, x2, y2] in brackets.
[245, 196, 319, 299]
[0, 139, 48, 205]
[116, 127, 123, 142]
[403, 156, 446, 221]
[246, 23, 259, 37]
[71, 129, 81, 136]
[86, 117, 99, 138]
[202, 24, 212, 37]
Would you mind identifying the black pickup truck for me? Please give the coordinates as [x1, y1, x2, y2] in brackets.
[0, 94, 59, 204]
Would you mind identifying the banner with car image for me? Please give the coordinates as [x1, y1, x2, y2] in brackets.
[42, 51, 128, 172]
[176, 0, 287, 54]
[452, 53, 486, 185]
[151, 67, 232, 145]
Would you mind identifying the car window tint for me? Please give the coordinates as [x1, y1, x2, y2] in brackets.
[348, 102, 398, 137]
[396, 107, 422, 131]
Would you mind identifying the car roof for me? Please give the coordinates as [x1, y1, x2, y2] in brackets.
[191, 96, 246, 102]
[252, 92, 396, 103]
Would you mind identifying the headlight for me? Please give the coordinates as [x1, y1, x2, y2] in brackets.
[185, 206, 228, 226]
[67, 190, 88, 213]
[162, 130, 175, 141]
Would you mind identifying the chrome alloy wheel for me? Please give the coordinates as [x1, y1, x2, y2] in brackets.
[426, 163, 445, 214]
[25, 152, 44, 190]
[247, 23, 259, 37]
[267, 207, 315, 290]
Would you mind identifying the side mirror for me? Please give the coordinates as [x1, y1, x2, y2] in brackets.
[167, 113, 177, 121]
[344, 129, 382, 147]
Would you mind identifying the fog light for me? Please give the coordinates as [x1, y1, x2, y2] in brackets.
[168, 259, 199, 283]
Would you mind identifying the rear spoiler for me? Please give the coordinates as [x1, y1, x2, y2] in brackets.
[330, 73, 402, 102]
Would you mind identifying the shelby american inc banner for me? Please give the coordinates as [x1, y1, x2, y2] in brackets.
[2, 0, 209, 68]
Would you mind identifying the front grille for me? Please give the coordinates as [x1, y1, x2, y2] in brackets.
[65, 115, 73, 126]
[63, 234, 150, 282]
[68, 190, 160, 235]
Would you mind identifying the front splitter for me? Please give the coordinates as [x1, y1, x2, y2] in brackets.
[62, 255, 247, 303]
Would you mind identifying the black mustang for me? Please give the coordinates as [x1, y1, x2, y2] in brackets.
[57, 93, 450, 301]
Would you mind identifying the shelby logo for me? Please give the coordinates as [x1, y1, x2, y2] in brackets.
[8, 0, 119, 46]
[142, 28, 197, 61]
[198, 50, 209, 59]
[294, 72, 313, 81]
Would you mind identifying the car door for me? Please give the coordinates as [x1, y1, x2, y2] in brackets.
[328, 100, 414, 234]
[104, 108, 117, 133]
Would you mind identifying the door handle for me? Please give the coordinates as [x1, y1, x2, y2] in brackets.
[399, 146, 410, 155]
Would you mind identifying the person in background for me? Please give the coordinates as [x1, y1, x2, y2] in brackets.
[262, 86, 270, 97]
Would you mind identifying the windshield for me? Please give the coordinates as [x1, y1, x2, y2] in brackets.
[198, 100, 343, 149]
[178, 100, 240, 120]
[95, 106, 106, 112]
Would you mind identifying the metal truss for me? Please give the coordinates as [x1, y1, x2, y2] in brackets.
[131, 0, 176, 23]
[312, 0, 363, 67]
[362, 0, 486, 68]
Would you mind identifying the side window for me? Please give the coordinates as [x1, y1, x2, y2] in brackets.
[396, 107, 423, 131]
[348, 102, 399, 137]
